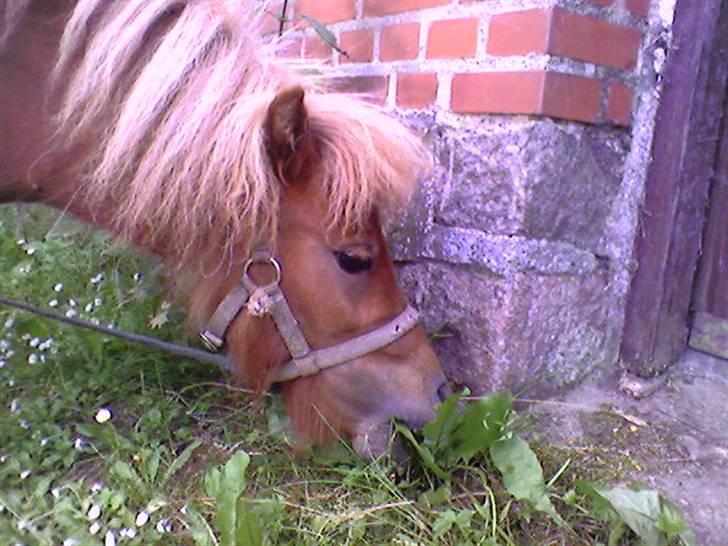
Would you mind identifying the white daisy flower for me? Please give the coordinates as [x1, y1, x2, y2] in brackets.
[89, 521, 101, 535]
[3, 318, 13, 329]
[68, 299, 76, 307]
[62, 539, 79, 546]
[54, 283, 63, 292]
[156, 519, 172, 533]
[20, 469, 31, 479]
[27, 354, 38, 364]
[10, 399, 19, 412]
[26, 247, 36, 255]
[95, 408, 112, 423]
[84, 303, 93, 313]
[135, 510, 150, 527]
[49, 299, 59, 307]
[87, 504, 102, 520]
[91, 482, 103, 493]
[104, 530, 116, 546]
[65, 309, 77, 318]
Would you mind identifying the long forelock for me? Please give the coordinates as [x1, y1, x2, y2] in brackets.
[28, 0, 428, 269]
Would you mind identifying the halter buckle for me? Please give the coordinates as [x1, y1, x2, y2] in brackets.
[199, 329, 224, 352]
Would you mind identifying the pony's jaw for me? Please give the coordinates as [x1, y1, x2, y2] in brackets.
[283, 326, 446, 458]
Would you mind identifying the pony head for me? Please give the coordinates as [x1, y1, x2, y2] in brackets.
[189, 86, 448, 456]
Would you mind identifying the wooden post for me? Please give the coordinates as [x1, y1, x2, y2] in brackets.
[620, 0, 728, 375]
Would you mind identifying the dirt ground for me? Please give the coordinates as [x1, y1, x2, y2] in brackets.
[531, 349, 728, 546]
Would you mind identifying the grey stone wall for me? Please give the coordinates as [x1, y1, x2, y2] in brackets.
[389, 115, 632, 396]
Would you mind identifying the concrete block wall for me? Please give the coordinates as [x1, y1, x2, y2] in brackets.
[264, 0, 665, 397]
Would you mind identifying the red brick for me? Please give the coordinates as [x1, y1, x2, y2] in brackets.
[550, 7, 642, 69]
[451, 72, 545, 114]
[451, 70, 601, 124]
[380, 23, 420, 62]
[340, 28, 374, 63]
[541, 72, 601, 123]
[304, 35, 333, 60]
[397, 73, 438, 109]
[427, 18, 479, 59]
[363, 0, 449, 17]
[626, 0, 650, 17]
[297, 0, 355, 24]
[487, 9, 550, 56]
[606, 82, 633, 126]
[330, 75, 389, 104]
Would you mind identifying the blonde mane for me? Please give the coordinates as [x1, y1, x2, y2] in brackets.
[37, 0, 428, 268]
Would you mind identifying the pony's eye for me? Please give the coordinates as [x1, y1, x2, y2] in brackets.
[334, 250, 373, 274]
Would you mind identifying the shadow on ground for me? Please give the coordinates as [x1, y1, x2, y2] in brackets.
[531, 349, 728, 546]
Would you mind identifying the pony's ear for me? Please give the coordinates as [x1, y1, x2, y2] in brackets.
[265, 85, 312, 184]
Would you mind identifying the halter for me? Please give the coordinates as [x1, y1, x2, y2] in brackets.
[199, 248, 420, 383]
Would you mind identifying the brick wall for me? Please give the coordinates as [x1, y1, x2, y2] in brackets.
[272, 0, 647, 127]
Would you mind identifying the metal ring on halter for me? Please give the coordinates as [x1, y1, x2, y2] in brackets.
[242, 254, 282, 289]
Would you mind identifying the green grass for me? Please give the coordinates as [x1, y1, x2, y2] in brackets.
[0, 205, 693, 546]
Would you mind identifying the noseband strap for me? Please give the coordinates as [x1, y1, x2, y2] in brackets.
[199, 249, 420, 383]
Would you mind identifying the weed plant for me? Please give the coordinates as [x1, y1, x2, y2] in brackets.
[0, 205, 694, 545]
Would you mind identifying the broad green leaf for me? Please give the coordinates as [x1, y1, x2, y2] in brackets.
[432, 509, 457, 538]
[422, 390, 461, 453]
[578, 482, 695, 546]
[163, 440, 201, 484]
[235, 502, 263, 546]
[110, 460, 143, 488]
[490, 436, 563, 524]
[418, 484, 452, 509]
[204, 467, 221, 498]
[186, 505, 218, 546]
[145, 446, 162, 482]
[395, 423, 448, 479]
[598, 486, 663, 545]
[656, 497, 696, 545]
[211, 450, 252, 546]
[451, 393, 512, 462]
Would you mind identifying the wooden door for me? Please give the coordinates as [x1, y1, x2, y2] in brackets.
[689, 105, 728, 359]
[620, 0, 728, 375]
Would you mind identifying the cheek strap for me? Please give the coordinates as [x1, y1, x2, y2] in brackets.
[199, 249, 420, 383]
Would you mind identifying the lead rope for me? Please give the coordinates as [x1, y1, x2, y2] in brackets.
[0, 294, 229, 370]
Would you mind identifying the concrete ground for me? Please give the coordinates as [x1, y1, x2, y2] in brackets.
[530, 349, 728, 546]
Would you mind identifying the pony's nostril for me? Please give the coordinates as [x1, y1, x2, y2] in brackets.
[436, 380, 453, 403]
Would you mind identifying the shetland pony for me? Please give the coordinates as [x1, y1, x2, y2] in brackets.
[0, 0, 447, 456]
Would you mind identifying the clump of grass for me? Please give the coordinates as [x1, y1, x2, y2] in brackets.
[0, 205, 694, 545]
